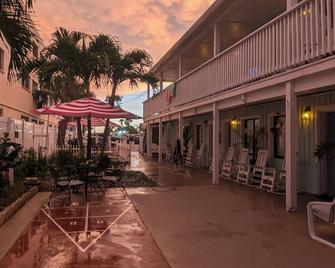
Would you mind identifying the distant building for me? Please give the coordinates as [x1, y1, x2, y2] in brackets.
[0, 39, 56, 125]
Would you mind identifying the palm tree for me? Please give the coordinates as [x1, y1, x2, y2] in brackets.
[23, 28, 92, 156]
[99, 38, 158, 153]
[0, 0, 39, 79]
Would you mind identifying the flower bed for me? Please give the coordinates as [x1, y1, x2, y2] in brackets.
[0, 186, 38, 227]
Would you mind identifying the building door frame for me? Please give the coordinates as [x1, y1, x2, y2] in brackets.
[315, 105, 335, 195]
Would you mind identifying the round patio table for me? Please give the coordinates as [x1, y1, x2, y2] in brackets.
[77, 164, 103, 201]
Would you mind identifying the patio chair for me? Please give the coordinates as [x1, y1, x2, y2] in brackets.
[236, 150, 268, 185]
[102, 169, 127, 198]
[220, 147, 235, 180]
[48, 165, 84, 205]
[260, 158, 286, 192]
[222, 148, 248, 180]
[184, 143, 194, 167]
[195, 143, 207, 167]
[307, 198, 335, 248]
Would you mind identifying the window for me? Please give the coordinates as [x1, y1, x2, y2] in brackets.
[21, 115, 30, 122]
[244, 118, 260, 154]
[196, 124, 203, 150]
[273, 115, 286, 158]
[31, 119, 38, 124]
[0, 108, 3, 117]
[0, 47, 4, 72]
[21, 76, 30, 90]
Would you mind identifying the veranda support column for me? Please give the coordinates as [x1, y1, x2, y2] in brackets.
[147, 83, 151, 99]
[146, 123, 152, 159]
[285, 81, 298, 212]
[158, 119, 163, 163]
[159, 72, 164, 92]
[178, 112, 184, 151]
[214, 23, 221, 56]
[287, 0, 298, 9]
[212, 103, 220, 185]
[178, 55, 182, 78]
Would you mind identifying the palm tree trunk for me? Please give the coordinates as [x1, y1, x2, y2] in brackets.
[57, 119, 67, 148]
[87, 115, 92, 159]
[100, 84, 118, 154]
[76, 118, 84, 157]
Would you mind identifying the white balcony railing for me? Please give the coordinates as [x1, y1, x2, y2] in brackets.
[144, 0, 335, 118]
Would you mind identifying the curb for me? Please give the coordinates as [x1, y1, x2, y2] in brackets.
[0, 186, 39, 227]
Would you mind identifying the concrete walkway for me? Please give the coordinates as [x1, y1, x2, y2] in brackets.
[127, 154, 335, 268]
[0, 192, 50, 261]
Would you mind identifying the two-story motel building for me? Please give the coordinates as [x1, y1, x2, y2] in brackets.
[143, 0, 335, 211]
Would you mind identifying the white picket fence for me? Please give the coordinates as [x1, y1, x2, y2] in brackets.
[0, 116, 58, 155]
[55, 140, 136, 162]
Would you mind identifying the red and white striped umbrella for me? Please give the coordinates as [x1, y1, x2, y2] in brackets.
[68, 117, 120, 127]
[33, 97, 141, 119]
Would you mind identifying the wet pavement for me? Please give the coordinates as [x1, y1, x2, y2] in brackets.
[0, 189, 169, 268]
[1, 153, 335, 267]
[127, 182, 335, 268]
[129, 153, 211, 187]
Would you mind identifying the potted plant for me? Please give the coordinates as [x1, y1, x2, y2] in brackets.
[243, 127, 266, 164]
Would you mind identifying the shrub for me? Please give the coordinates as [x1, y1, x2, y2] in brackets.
[0, 133, 22, 187]
[15, 148, 49, 180]
[48, 150, 84, 169]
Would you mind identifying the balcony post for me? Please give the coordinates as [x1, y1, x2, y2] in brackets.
[178, 55, 182, 78]
[178, 112, 184, 152]
[146, 122, 152, 159]
[214, 23, 221, 56]
[212, 103, 220, 185]
[147, 83, 150, 99]
[287, 0, 298, 9]
[160, 72, 164, 92]
[158, 119, 163, 163]
[285, 81, 298, 212]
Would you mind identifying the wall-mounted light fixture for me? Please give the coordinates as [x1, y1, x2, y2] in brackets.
[302, 106, 311, 121]
[231, 116, 238, 128]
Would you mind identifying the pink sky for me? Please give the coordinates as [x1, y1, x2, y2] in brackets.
[33, 0, 214, 96]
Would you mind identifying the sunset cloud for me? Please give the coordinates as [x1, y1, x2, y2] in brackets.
[33, 0, 214, 96]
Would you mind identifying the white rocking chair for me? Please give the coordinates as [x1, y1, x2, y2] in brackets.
[307, 198, 335, 249]
[222, 148, 248, 181]
[184, 143, 194, 167]
[260, 158, 286, 192]
[237, 150, 268, 185]
[195, 144, 207, 167]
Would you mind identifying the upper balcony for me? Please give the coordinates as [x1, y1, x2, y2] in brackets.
[144, 0, 334, 119]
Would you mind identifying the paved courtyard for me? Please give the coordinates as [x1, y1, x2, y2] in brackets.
[128, 154, 335, 268]
[0, 189, 169, 268]
[0, 153, 334, 268]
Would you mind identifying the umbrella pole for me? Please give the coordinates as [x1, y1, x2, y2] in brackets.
[87, 115, 92, 159]
[45, 114, 50, 155]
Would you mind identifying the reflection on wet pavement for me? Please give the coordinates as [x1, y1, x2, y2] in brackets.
[129, 152, 211, 187]
[0, 189, 169, 268]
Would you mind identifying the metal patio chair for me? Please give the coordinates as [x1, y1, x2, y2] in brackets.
[48, 165, 84, 205]
[307, 198, 335, 249]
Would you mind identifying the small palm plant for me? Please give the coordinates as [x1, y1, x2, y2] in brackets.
[0, 133, 22, 187]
